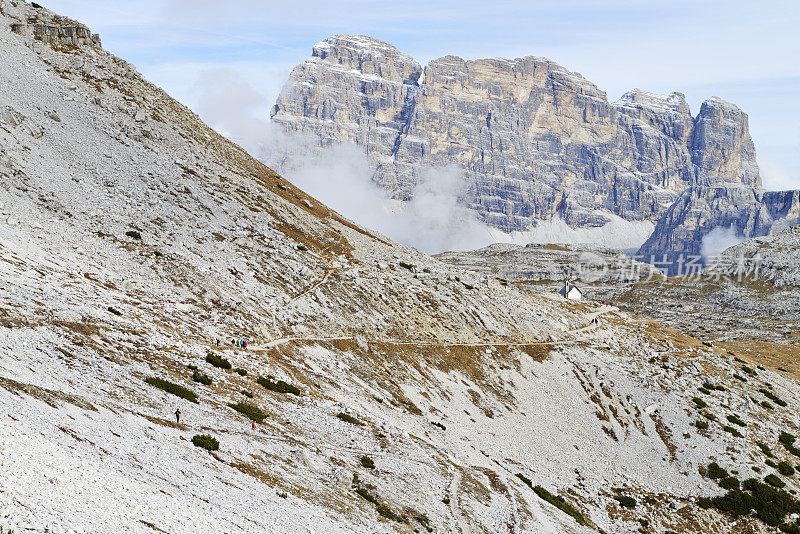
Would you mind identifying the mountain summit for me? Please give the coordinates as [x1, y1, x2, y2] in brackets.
[272, 35, 799, 268]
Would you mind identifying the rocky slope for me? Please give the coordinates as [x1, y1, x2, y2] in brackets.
[3, 4, 800, 534]
[273, 36, 759, 240]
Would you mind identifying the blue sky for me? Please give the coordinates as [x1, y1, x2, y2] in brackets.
[46, 0, 800, 189]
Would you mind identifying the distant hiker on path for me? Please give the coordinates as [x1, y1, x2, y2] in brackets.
[175, 408, 181, 424]
[251, 422, 256, 431]
[243, 340, 247, 350]
[216, 338, 220, 347]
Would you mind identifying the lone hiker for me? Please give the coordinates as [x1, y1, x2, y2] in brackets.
[175, 408, 181, 424]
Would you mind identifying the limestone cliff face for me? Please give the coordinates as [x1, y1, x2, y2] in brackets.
[272, 35, 761, 236]
[637, 186, 800, 274]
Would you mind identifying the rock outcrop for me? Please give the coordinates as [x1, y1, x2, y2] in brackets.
[272, 35, 761, 239]
[637, 186, 800, 274]
[6, 3, 100, 47]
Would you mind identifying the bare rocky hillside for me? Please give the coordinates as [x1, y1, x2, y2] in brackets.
[1, 3, 800, 534]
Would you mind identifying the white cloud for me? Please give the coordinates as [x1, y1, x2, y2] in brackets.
[701, 226, 747, 264]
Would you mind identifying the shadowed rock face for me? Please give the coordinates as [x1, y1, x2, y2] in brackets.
[272, 35, 761, 236]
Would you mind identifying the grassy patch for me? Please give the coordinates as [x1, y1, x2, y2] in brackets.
[145, 377, 198, 403]
[205, 352, 232, 370]
[228, 402, 267, 423]
[336, 412, 363, 426]
[191, 370, 212, 385]
[257, 376, 301, 395]
[191, 434, 219, 451]
[532, 485, 587, 525]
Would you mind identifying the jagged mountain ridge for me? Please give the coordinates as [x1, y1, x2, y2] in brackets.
[2, 4, 800, 534]
[272, 35, 800, 264]
[272, 35, 758, 237]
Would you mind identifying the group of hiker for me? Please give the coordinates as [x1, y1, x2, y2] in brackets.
[214, 338, 248, 349]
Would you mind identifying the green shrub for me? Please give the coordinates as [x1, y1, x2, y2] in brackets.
[778, 462, 796, 477]
[107, 306, 122, 316]
[703, 412, 717, 421]
[724, 425, 744, 438]
[753, 466, 762, 473]
[153, 250, 163, 257]
[125, 230, 142, 240]
[398, 261, 414, 271]
[533, 485, 587, 525]
[766, 474, 786, 488]
[720, 476, 740, 489]
[695, 419, 709, 430]
[336, 412, 363, 426]
[296, 244, 308, 251]
[692, 397, 708, 409]
[761, 389, 788, 407]
[431, 421, 446, 430]
[707, 462, 729, 479]
[241, 390, 254, 398]
[191, 434, 219, 451]
[697, 497, 713, 509]
[516, 473, 533, 489]
[205, 352, 232, 370]
[145, 377, 198, 403]
[733, 373, 747, 382]
[780, 432, 800, 457]
[698, 387, 711, 395]
[727, 414, 746, 427]
[763, 401, 775, 410]
[778, 367, 789, 372]
[187, 364, 198, 370]
[257, 376, 301, 395]
[191, 370, 212, 385]
[614, 495, 637, 508]
[742, 365, 757, 376]
[228, 402, 267, 423]
[376, 503, 400, 521]
[757, 442, 774, 457]
[414, 514, 433, 533]
[234, 368, 247, 376]
[360, 455, 375, 469]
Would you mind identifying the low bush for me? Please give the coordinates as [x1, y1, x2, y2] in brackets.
[533, 485, 587, 525]
[733, 374, 747, 382]
[336, 412, 363, 426]
[191, 370, 212, 385]
[187, 364, 198, 370]
[763, 401, 775, 410]
[360, 455, 375, 469]
[724, 425, 744, 438]
[692, 397, 708, 409]
[191, 434, 219, 451]
[228, 402, 267, 423]
[107, 306, 122, 316]
[757, 442, 774, 457]
[697, 497, 713, 509]
[707, 462, 729, 479]
[780, 432, 800, 457]
[727, 414, 746, 427]
[767, 459, 779, 468]
[296, 244, 308, 251]
[431, 421, 446, 431]
[145, 377, 198, 403]
[695, 420, 709, 430]
[761, 389, 788, 407]
[241, 390, 254, 398]
[698, 387, 711, 395]
[778, 462, 796, 477]
[398, 261, 414, 271]
[765, 474, 786, 488]
[742, 365, 757, 376]
[257, 376, 301, 395]
[516, 473, 533, 489]
[614, 495, 637, 508]
[720, 476, 740, 489]
[703, 412, 717, 421]
[703, 382, 727, 392]
[125, 230, 142, 240]
[205, 352, 232, 370]
[234, 368, 247, 376]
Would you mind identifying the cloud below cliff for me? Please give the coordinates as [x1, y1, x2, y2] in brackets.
[700, 225, 747, 264]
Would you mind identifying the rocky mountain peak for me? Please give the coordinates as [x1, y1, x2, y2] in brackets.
[272, 36, 768, 250]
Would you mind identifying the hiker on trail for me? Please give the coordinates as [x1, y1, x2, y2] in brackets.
[216, 338, 220, 347]
[175, 408, 181, 424]
[243, 340, 247, 350]
[251, 421, 256, 431]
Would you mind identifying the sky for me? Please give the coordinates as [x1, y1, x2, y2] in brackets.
[44, 0, 800, 190]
